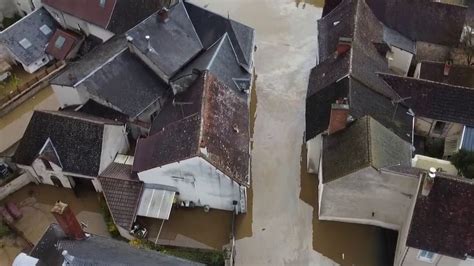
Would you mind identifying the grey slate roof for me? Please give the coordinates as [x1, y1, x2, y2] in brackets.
[99, 163, 143, 230]
[81, 49, 169, 118]
[418, 61, 474, 88]
[50, 35, 127, 86]
[322, 116, 412, 183]
[107, 0, 164, 34]
[365, 0, 467, 46]
[407, 174, 474, 259]
[382, 26, 415, 54]
[13, 111, 123, 177]
[381, 73, 474, 127]
[126, 1, 203, 79]
[134, 72, 250, 185]
[0, 8, 58, 66]
[183, 1, 255, 71]
[31, 223, 202, 265]
[306, 0, 412, 141]
[171, 33, 251, 93]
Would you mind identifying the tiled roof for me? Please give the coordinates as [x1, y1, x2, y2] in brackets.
[81, 49, 169, 118]
[419, 61, 474, 88]
[135, 72, 250, 185]
[99, 163, 142, 230]
[407, 174, 474, 259]
[13, 111, 122, 176]
[42, 0, 115, 28]
[0, 8, 58, 66]
[31, 223, 202, 265]
[45, 28, 81, 60]
[322, 116, 412, 183]
[381, 73, 474, 126]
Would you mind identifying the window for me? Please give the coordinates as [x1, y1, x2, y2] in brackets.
[41, 158, 53, 171]
[19, 38, 32, 49]
[39, 24, 52, 35]
[433, 121, 446, 135]
[54, 36, 66, 49]
[417, 250, 436, 263]
[99, 0, 106, 8]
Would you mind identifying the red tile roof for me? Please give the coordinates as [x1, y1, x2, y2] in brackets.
[46, 29, 81, 60]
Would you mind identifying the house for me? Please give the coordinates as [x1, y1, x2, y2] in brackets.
[0, 8, 58, 73]
[394, 171, 474, 266]
[41, 0, 169, 42]
[305, 0, 414, 174]
[133, 72, 250, 214]
[380, 68, 474, 158]
[13, 110, 129, 192]
[126, 1, 255, 87]
[12, 201, 201, 265]
[318, 115, 417, 230]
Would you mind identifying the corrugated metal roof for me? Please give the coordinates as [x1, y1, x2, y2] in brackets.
[461, 126, 474, 152]
[137, 187, 175, 220]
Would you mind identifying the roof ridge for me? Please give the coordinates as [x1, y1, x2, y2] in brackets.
[38, 110, 119, 126]
[366, 116, 373, 165]
[379, 72, 474, 91]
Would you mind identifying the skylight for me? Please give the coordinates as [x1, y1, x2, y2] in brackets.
[40, 25, 52, 35]
[19, 38, 32, 49]
[54, 36, 66, 49]
[99, 0, 106, 8]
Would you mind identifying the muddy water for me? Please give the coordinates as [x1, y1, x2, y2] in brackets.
[189, 0, 391, 265]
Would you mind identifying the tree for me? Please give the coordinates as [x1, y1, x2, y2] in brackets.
[449, 149, 474, 179]
[461, 26, 474, 66]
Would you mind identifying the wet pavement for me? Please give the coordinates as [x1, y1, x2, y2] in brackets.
[190, 1, 391, 265]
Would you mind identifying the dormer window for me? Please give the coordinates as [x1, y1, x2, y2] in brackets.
[19, 38, 32, 49]
[417, 250, 436, 263]
[99, 0, 106, 8]
[40, 25, 52, 35]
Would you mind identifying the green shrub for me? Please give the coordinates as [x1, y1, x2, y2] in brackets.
[449, 149, 474, 179]
[99, 196, 120, 238]
[0, 222, 10, 238]
[1, 13, 22, 30]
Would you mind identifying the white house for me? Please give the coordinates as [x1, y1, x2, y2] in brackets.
[0, 8, 57, 73]
[133, 72, 250, 215]
[13, 110, 129, 192]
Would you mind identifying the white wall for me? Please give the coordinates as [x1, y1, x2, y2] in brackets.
[415, 117, 464, 139]
[31, 158, 72, 188]
[0, 171, 33, 200]
[22, 54, 51, 73]
[306, 134, 322, 174]
[319, 167, 419, 230]
[387, 46, 413, 76]
[44, 5, 113, 42]
[14, 0, 34, 15]
[138, 157, 244, 212]
[51, 84, 88, 107]
[99, 124, 129, 174]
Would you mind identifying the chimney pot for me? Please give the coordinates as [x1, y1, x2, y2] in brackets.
[51, 201, 85, 240]
[158, 8, 169, 23]
[422, 168, 436, 196]
[328, 98, 349, 135]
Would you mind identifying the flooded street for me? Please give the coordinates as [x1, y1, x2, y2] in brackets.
[190, 1, 390, 265]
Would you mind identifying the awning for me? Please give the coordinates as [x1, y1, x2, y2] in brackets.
[136, 185, 176, 220]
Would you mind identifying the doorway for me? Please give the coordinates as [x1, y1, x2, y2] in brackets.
[50, 175, 63, 188]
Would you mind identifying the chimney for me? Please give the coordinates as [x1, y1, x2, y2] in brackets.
[443, 60, 452, 76]
[51, 201, 85, 240]
[421, 167, 436, 196]
[328, 98, 349, 135]
[334, 37, 352, 58]
[157, 8, 169, 23]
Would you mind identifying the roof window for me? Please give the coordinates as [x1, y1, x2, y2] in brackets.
[55, 36, 66, 49]
[40, 25, 52, 35]
[99, 0, 106, 8]
[19, 38, 32, 49]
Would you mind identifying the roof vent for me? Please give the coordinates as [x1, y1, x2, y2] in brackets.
[145, 35, 152, 51]
[421, 167, 436, 196]
[126, 35, 133, 42]
[157, 8, 169, 23]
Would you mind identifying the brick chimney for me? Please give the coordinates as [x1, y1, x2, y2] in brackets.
[51, 201, 85, 240]
[421, 167, 436, 196]
[443, 60, 452, 76]
[328, 98, 349, 135]
[157, 8, 169, 23]
[334, 37, 352, 58]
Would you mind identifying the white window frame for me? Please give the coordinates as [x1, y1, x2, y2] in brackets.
[417, 250, 437, 263]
